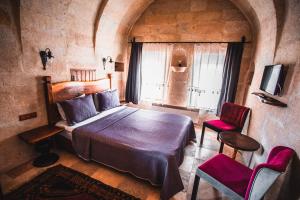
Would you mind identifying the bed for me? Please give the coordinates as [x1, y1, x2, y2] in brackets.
[43, 75, 196, 200]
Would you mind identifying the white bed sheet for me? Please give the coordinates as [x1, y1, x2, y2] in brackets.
[56, 105, 126, 140]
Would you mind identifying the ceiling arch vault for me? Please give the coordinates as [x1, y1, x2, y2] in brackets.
[93, 0, 281, 65]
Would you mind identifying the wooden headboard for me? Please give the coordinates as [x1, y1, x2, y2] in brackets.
[70, 68, 97, 81]
[43, 75, 112, 125]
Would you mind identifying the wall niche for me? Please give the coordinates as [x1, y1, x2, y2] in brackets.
[171, 47, 188, 73]
[166, 44, 193, 107]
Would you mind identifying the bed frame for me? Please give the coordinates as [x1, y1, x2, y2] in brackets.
[43, 75, 112, 152]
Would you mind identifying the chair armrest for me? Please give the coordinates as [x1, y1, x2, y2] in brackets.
[246, 168, 280, 200]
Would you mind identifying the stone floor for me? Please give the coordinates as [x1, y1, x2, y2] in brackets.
[1, 126, 244, 200]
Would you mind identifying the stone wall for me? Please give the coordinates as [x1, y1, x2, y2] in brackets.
[166, 44, 193, 106]
[244, 0, 300, 197]
[129, 0, 254, 106]
[246, 0, 300, 162]
[0, 0, 105, 172]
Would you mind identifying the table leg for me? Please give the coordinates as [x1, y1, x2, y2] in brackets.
[219, 142, 224, 153]
[232, 149, 238, 159]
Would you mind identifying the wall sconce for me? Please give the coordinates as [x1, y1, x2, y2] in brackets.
[40, 48, 54, 70]
[102, 56, 113, 70]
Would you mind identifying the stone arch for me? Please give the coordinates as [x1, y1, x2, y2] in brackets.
[94, 0, 153, 67]
[273, 0, 288, 55]
[94, 0, 260, 52]
[93, 0, 282, 63]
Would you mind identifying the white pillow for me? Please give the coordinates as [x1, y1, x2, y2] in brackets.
[57, 94, 85, 121]
[57, 103, 67, 121]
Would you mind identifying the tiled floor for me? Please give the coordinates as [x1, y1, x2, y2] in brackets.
[1, 126, 244, 200]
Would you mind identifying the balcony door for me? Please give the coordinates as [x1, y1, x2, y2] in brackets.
[187, 43, 227, 113]
[140, 43, 173, 103]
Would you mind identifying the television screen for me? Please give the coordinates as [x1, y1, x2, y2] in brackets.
[260, 64, 284, 95]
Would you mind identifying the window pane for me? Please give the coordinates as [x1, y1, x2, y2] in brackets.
[188, 44, 227, 112]
[141, 44, 172, 103]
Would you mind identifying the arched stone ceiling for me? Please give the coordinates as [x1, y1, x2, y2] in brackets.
[229, 0, 260, 38]
[94, 0, 153, 62]
[273, 0, 288, 54]
[94, 0, 279, 64]
[229, 0, 278, 75]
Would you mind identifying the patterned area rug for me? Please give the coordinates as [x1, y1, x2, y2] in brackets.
[4, 164, 140, 200]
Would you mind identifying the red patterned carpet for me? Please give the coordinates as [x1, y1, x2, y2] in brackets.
[4, 165, 139, 200]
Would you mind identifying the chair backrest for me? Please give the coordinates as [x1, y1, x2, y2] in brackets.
[245, 146, 294, 200]
[220, 102, 250, 130]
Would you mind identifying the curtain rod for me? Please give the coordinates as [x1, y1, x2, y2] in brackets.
[128, 36, 251, 44]
[128, 41, 251, 44]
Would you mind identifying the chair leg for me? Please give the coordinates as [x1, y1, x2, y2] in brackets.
[219, 142, 224, 153]
[200, 125, 205, 147]
[191, 174, 200, 200]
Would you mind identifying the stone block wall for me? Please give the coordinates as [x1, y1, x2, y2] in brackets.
[166, 44, 193, 107]
[245, 0, 300, 185]
[240, 0, 300, 197]
[0, 0, 105, 172]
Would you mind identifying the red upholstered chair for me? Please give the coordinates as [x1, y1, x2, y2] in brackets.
[200, 102, 250, 146]
[191, 146, 294, 200]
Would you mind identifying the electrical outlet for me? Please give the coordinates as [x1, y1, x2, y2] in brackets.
[19, 112, 37, 121]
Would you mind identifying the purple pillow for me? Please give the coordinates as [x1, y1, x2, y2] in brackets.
[60, 95, 97, 125]
[96, 89, 120, 111]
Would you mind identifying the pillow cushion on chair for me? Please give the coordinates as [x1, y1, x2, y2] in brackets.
[198, 154, 253, 197]
[204, 120, 237, 132]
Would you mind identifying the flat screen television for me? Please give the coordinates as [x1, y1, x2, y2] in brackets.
[260, 64, 285, 95]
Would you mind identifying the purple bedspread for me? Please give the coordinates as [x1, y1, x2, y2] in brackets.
[72, 107, 196, 200]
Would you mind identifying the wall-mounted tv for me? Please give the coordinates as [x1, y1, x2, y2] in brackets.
[260, 64, 285, 95]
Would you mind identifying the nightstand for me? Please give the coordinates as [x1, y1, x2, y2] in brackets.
[18, 125, 64, 167]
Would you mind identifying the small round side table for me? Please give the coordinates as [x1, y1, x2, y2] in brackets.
[219, 131, 260, 166]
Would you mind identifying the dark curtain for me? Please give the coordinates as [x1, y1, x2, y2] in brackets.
[217, 42, 244, 115]
[125, 42, 143, 104]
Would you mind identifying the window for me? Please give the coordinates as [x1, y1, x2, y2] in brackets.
[187, 43, 227, 113]
[140, 43, 173, 103]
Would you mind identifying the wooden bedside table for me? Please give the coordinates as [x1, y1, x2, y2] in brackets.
[19, 125, 64, 168]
